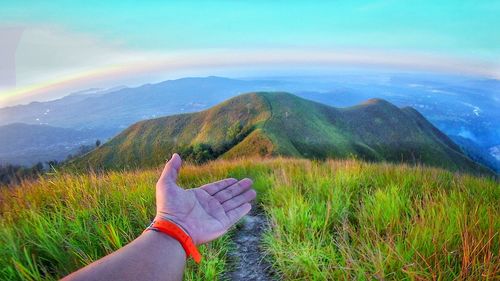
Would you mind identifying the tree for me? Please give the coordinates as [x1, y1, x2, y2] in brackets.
[0, 162, 46, 186]
[46, 160, 59, 170]
[192, 144, 214, 164]
[178, 144, 215, 164]
[32, 162, 44, 173]
[227, 122, 242, 141]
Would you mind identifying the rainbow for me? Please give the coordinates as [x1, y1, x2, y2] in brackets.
[1, 49, 498, 106]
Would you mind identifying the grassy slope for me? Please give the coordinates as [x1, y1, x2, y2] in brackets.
[71, 92, 492, 175]
[257, 93, 490, 174]
[1, 159, 498, 280]
[260, 159, 499, 280]
[77, 93, 271, 169]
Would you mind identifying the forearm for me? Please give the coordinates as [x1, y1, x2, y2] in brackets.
[62, 230, 186, 281]
[63, 154, 255, 280]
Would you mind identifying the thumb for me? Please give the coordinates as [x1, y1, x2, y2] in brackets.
[159, 153, 182, 184]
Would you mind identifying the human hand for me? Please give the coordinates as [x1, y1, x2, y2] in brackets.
[155, 153, 256, 245]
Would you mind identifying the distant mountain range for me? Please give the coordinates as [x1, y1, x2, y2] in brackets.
[1, 75, 498, 172]
[71, 92, 491, 175]
[0, 77, 279, 130]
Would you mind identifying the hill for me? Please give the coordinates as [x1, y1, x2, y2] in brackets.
[1, 158, 498, 280]
[71, 92, 491, 175]
[451, 135, 500, 173]
[0, 77, 279, 130]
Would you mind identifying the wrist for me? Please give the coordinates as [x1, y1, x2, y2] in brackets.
[146, 217, 202, 263]
[142, 229, 186, 259]
[154, 214, 194, 243]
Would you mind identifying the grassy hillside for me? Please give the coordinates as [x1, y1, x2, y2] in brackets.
[0, 159, 498, 280]
[71, 92, 491, 175]
[74, 93, 271, 168]
[260, 159, 499, 280]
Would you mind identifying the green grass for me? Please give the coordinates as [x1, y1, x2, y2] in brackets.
[1, 158, 498, 280]
[0, 169, 231, 280]
[260, 159, 499, 280]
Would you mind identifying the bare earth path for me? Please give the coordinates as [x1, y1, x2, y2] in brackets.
[224, 207, 276, 281]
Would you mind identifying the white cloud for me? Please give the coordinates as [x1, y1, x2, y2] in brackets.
[14, 24, 131, 87]
[1, 28, 499, 107]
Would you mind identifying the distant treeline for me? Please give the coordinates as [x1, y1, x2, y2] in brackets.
[0, 162, 46, 186]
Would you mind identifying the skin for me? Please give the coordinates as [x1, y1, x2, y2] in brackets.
[63, 153, 257, 281]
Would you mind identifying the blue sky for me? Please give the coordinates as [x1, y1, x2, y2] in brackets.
[0, 1, 499, 105]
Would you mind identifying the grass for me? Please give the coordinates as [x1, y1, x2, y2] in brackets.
[1, 158, 498, 280]
[0, 169, 231, 280]
[260, 159, 499, 280]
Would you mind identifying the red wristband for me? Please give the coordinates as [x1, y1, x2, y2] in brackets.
[145, 218, 202, 263]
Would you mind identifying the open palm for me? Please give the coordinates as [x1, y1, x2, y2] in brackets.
[155, 153, 256, 245]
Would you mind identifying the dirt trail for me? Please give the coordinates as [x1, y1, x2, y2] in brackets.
[224, 207, 276, 281]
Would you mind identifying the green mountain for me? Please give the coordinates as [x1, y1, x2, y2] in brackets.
[72, 92, 491, 174]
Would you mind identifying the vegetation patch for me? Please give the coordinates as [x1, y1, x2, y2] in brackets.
[260, 159, 499, 280]
[1, 158, 498, 280]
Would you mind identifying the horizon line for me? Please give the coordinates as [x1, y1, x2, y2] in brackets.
[1, 49, 499, 107]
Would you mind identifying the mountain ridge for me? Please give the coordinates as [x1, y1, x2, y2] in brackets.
[2, 76, 497, 172]
[70, 92, 493, 175]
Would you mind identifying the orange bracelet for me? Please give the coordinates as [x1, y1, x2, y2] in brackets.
[145, 218, 202, 263]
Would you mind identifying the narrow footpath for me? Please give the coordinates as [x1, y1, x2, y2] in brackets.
[224, 207, 276, 281]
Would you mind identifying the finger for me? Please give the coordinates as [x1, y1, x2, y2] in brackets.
[226, 203, 252, 226]
[222, 189, 256, 212]
[159, 153, 182, 184]
[199, 178, 238, 195]
[213, 178, 253, 203]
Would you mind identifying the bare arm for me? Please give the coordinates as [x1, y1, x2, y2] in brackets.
[63, 153, 256, 281]
[62, 231, 186, 281]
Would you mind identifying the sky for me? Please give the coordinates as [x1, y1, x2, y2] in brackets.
[0, 0, 499, 106]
